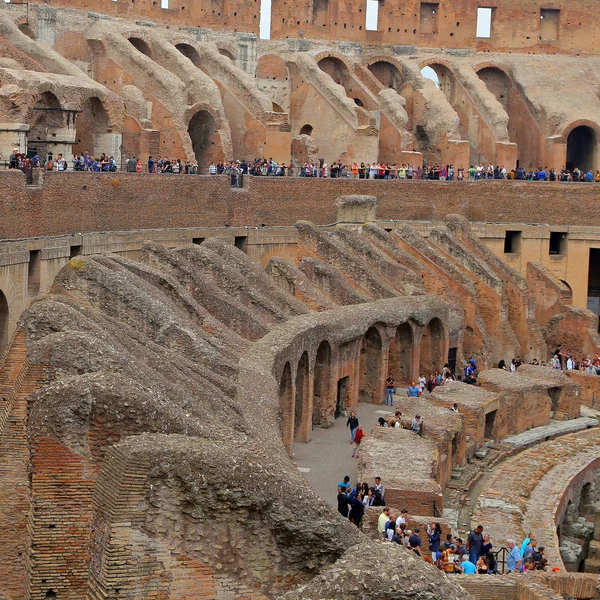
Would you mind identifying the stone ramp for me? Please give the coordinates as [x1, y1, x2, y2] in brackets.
[502, 416, 598, 448]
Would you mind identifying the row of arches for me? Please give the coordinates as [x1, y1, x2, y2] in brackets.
[278, 318, 447, 454]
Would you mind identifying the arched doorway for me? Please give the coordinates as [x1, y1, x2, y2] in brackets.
[368, 61, 403, 94]
[422, 64, 452, 101]
[295, 352, 310, 442]
[567, 126, 597, 172]
[419, 318, 444, 378]
[128, 37, 152, 58]
[188, 110, 217, 171]
[0, 290, 8, 353]
[28, 92, 66, 162]
[317, 56, 349, 86]
[279, 363, 293, 454]
[313, 341, 332, 427]
[175, 43, 201, 68]
[73, 97, 110, 159]
[299, 124, 313, 136]
[387, 322, 413, 385]
[359, 326, 383, 403]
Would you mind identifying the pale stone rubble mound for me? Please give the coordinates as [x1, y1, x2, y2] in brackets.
[281, 539, 474, 600]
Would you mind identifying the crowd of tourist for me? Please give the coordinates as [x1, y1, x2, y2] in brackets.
[501, 350, 600, 375]
[8, 149, 600, 183]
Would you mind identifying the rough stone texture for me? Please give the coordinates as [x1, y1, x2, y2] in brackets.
[281, 539, 473, 600]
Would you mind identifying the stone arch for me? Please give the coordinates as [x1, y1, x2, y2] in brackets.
[313, 341, 332, 427]
[0, 290, 7, 353]
[128, 37, 153, 58]
[73, 96, 111, 158]
[28, 91, 65, 161]
[295, 352, 310, 442]
[317, 55, 350, 86]
[566, 125, 598, 172]
[368, 60, 404, 94]
[421, 62, 454, 100]
[299, 124, 313, 136]
[187, 110, 218, 170]
[359, 326, 383, 404]
[419, 318, 444, 379]
[476, 66, 510, 111]
[18, 23, 36, 40]
[387, 322, 413, 385]
[175, 43, 202, 68]
[218, 48, 236, 62]
[255, 54, 289, 80]
[279, 362, 293, 454]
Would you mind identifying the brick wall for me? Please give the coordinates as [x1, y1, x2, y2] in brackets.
[459, 575, 518, 600]
[3, 173, 600, 241]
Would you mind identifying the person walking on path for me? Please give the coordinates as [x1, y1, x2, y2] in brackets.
[385, 374, 395, 406]
[352, 426, 364, 458]
[347, 411, 359, 443]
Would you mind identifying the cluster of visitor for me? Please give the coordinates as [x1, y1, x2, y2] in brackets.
[377, 410, 425, 436]
[337, 475, 386, 527]
[500, 350, 600, 375]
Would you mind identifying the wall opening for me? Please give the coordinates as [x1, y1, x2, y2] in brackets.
[548, 386, 561, 413]
[175, 43, 201, 68]
[313, 341, 332, 426]
[70, 245, 82, 258]
[295, 352, 310, 441]
[423, 63, 452, 100]
[540, 8, 560, 41]
[587, 248, 600, 322]
[0, 289, 8, 353]
[218, 48, 236, 62]
[161, 0, 169, 7]
[447, 346, 457, 375]
[29, 92, 65, 162]
[566, 126, 597, 172]
[336, 376, 349, 419]
[420, 66, 440, 88]
[359, 326, 382, 403]
[504, 230, 522, 254]
[484, 409, 496, 439]
[234, 236, 248, 253]
[476, 7, 492, 38]
[45, 592, 56, 600]
[18, 23, 36, 40]
[259, 0, 272, 39]
[549, 232, 568, 256]
[28, 249, 41, 297]
[420, 2, 439, 34]
[299, 124, 313, 136]
[128, 37, 153, 58]
[369, 61, 403, 94]
[419, 318, 444, 378]
[73, 97, 110, 159]
[387, 322, 413, 385]
[313, 0, 329, 26]
[477, 67, 509, 110]
[278, 363, 293, 454]
[192, 237, 205, 245]
[365, 0, 379, 31]
[188, 110, 218, 171]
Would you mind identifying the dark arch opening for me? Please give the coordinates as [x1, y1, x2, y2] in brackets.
[29, 92, 64, 161]
[218, 48, 235, 62]
[18, 23, 36, 40]
[368, 61, 403, 94]
[0, 290, 8, 353]
[567, 126, 597, 172]
[295, 352, 310, 441]
[188, 110, 217, 171]
[74, 97, 110, 157]
[359, 326, 383, 403]
[45, 590, 56, 599]
[279, 363, 293, 454]
[175, 43, 201, 68]
[317, 56, 349, 86]
[128, 37, 152, 58]
[353, 97, 364, 107]
[299, 124, 313, 136]
[313, 341, 332, 427]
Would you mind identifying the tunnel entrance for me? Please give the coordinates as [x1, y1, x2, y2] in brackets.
[336, 376, 349, 419]
[188, 110, 217, 172]
[566, 126, 597, 172]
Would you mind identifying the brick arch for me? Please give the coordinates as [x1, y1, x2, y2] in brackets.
[558, 119, 600, 143]
[314, 51, 353, 70]
[78, 92, 124, 132]
[125, 35, 153, 59]
[473, 60, 513, 77]
[418, 57, 455, 73]
[255, 54, 289, 80]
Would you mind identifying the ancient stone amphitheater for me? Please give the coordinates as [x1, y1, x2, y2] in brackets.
[0, 1, 600, 600]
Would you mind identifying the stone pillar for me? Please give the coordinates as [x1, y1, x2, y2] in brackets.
[335, 195, 378, 227]
[297, 370, 315, 443]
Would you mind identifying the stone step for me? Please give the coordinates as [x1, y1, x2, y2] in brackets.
[502, 417, 598, 449]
